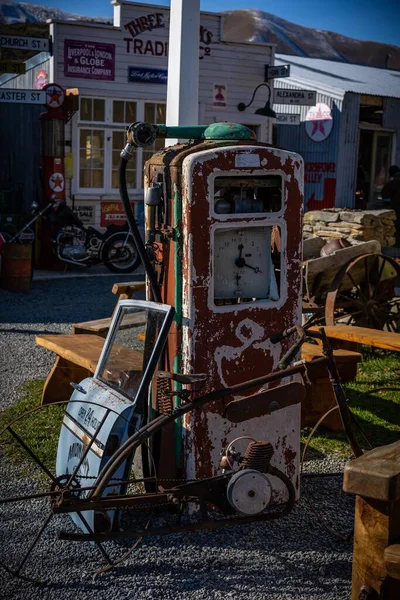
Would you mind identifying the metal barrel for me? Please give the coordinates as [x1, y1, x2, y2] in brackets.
[0, 242, 33, 292]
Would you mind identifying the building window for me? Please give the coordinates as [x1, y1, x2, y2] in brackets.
[77, 98, 163, 193]
[113, 100, 136, 124]
[143, 103, 166, 166]
[79, 129, 104, 188]
[80, 98, 105, 122]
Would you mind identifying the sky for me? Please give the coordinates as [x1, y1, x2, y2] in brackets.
[23, 0, 400, 47]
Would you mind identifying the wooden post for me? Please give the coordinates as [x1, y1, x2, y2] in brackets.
[343, 441, 400, 599]
[165, 0, 200, 145]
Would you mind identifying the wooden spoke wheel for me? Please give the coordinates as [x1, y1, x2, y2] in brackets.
[325, 253, 400, 331]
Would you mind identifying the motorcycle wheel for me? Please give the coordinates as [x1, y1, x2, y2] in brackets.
[102, 232, 141, 273]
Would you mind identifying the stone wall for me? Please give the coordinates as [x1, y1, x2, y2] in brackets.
[303, 208, 397, 247]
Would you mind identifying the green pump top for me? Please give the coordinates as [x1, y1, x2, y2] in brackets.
[126, 122, 256, 149]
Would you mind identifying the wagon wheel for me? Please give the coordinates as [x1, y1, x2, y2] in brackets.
[325, 253, 400, 331]
[0, 401, 154, 582]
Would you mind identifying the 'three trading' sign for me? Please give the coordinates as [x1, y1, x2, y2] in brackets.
[273, 89, 316, 106]
[123, 11, 214, 60]
[0, 35, 50, 52]
[0, 89, 46, 104]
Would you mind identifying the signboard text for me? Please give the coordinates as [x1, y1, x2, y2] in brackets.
[274, 89, 316, 106]
[0, 89, 46, 104]
[0, 35, 50, 52]
[64, 40, 115, 81]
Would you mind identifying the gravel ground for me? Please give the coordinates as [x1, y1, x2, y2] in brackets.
[0, 275, 354, 599]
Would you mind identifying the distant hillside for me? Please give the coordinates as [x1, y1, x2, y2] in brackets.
[1, 1, 399, 70]
[222, 9, 400, 70]
[0, 0, 111, 24]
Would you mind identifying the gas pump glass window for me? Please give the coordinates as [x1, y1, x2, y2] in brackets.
[96, 302, 174, 401]
[214, 175, 282, 215]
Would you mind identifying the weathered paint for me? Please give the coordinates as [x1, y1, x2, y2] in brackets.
[144, 136, 304, 501]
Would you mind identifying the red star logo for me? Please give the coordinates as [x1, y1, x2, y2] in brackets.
[53, 175, 63, 188]
[311, 120, 328, 136]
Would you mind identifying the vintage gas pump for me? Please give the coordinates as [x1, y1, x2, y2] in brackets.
[38, 83, 66, 269]
[126, 122, 305, 500]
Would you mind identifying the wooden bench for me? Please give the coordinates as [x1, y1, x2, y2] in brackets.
[343, 440, 400, 599]
[311, 325, 400, 353]
[36, 335, 362, 424]
[72, 281, 146, 336]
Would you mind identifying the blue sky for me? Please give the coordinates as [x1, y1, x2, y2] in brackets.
[23, 0, 400, 46]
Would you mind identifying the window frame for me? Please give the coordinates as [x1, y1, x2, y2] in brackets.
[75, 97, 166, 195]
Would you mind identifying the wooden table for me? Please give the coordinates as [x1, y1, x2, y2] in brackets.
[36, 334, 143, 405]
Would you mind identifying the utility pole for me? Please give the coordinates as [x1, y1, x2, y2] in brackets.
[165, 0, 200, 145]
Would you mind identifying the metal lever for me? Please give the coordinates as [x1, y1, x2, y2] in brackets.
[70, 382, 87, 394]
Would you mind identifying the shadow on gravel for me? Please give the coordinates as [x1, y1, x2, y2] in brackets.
[0, 276, 145, 325]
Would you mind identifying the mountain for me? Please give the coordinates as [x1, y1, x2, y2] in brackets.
[1, 1, 399, 70]
[0, 0, 111, 24]
[222, 9, 400, 70]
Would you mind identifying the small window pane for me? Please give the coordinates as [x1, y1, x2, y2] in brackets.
[126, 170, 136, 189]
[126, 102, 136, 123]
[92, 131, 104, 149]
[80, 129, 92, 148]
[79, 149, 90, 168]
[80, 169, 91, 188]
[93, 99, 105, 121]
[111, 171, 119, 189]
[92, 170, 104, 188]
[112, 131, 125, 149]
[80, 98, 92, 121]
[144, 103, 155, 123]
[156, 104, 166, 123]
[112, 151, 121, 169]
[113, 101, 124, 123]
[92, 151, 104, 168]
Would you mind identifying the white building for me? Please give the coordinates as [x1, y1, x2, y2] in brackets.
[1, 1, 276, 229]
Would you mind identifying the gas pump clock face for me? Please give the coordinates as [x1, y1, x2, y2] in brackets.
[214, 227, 272, 302]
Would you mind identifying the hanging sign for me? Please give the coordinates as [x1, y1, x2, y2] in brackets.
[44, 83, 65, 109]
[213, 83, 227, 108]
[0, 35, 50, 52]
[275, 113, 300, 125]
[273, 89, 316, 106]
[128, 66, 167, 84]
[0, 61, 26, 75]
[265, 65, 290, 80]
[305, 102, 333, 142]
[0, 89, 45, 104]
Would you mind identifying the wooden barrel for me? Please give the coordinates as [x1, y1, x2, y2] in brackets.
[0, 243, 33, 292]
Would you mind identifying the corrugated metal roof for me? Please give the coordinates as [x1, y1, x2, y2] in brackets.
[275, 54, 400, 99]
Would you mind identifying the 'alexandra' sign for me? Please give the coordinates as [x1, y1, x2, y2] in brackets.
[64, 40, 115, 80]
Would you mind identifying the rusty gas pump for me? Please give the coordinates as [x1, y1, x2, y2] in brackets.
[122, 121, 305, 499]
[38, 83, 67, 269]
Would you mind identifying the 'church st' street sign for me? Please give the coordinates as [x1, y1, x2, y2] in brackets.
[0, 35, 50, 53]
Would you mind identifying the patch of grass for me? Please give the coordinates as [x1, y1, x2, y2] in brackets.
[301, 348, 400, 457]
[0, 380, 64, 471]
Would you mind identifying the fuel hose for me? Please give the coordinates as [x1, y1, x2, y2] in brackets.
[119, 154, 161, 302]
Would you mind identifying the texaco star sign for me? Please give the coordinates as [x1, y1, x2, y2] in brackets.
[305, 102, 333, 142]
[49, 172, 65, 193]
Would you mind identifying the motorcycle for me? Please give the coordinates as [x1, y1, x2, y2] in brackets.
[0, 197, 141, 274]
